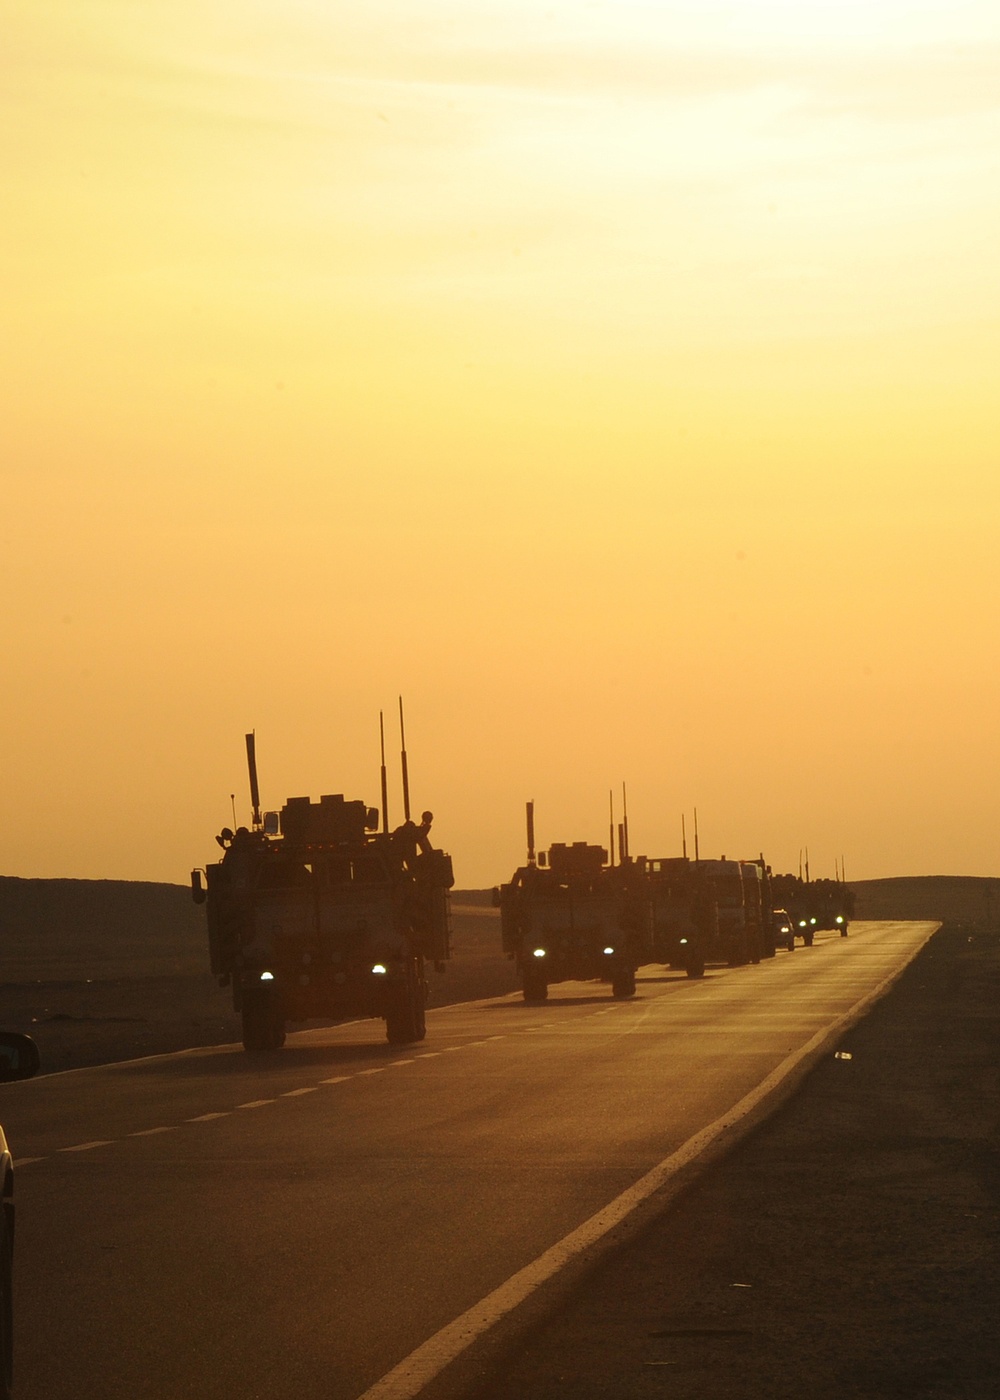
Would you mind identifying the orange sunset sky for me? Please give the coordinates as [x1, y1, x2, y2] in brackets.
[4, 1, 1000, 887]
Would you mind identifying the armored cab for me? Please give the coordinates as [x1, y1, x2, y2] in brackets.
[643, 856, 719, 978]
[193, 731, 453, 1051]
[497, 806, 653, 1002]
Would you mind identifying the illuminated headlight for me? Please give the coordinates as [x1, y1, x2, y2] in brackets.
[532, 948, 546, 958]
[835, 916, 845, 924]
[259, 971, 275, 982]
[679, 938, 688, 946]
[371, 963, 387, 975]
[603, 946, 615, 956]
[798, 920, 807, 928]
[810, 918, 817, 925]
[780, 925, 790, 933]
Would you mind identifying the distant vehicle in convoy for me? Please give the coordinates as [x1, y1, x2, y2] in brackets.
[497, 804, 653, 1001]
[1, 1031, 40, 1400]
[193, 721, 454, 1051]
[694, 858, 753, 965]
[770, 873, 854, 945]
[644, 856, 719, 978]
[772, 909, 796, 951]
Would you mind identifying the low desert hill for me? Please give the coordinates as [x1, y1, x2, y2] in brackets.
[848, 875, 1000, 928]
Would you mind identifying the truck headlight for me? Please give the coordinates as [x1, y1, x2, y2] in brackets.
[532, 948, 546, 958]
[371, 964, 387, 975]
[603, 946, 615, 955]
[259, 971, 275, 981]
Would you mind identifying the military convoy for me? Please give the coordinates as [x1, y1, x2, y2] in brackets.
[771, 874, 854, 945]
[192, 721, 453, 1051]
[194, 737, 852, 1034]
[497, 809, 851, 1001]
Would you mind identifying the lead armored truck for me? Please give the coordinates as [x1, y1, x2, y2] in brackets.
[193, 738, 453, 1051]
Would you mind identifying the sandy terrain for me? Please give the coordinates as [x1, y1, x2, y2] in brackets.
[0, 894, 516, 1074]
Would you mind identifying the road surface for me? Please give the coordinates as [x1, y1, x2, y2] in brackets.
[3, 920, 935, 1400]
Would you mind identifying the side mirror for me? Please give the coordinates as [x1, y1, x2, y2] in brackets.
[0, 1032, 40, 1082]
[262, 811, 279, 836]
[191, 869, 207, 905]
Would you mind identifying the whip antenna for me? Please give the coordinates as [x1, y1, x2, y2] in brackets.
[379, 712, 390, 834]
[398, 696, 411, 823]
[245, 732, 261, 830]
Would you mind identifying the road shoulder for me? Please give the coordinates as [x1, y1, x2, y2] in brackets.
[466, 924, 1000, 1400]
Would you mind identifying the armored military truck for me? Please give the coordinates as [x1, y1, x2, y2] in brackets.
[193, 732, 453, 1051]
[497, 804, 652, 1002]
[643, 856, 719, 978]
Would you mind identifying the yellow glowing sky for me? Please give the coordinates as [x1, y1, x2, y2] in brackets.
[4, 1, 1000, 886]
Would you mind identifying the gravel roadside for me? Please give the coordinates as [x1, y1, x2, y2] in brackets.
[467, 923, 1000, 1400]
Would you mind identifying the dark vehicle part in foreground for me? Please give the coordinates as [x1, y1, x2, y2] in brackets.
[193, 722, 453, 1051]
[1, 1032, 40, 1400]
[497, 803, 653, 1002]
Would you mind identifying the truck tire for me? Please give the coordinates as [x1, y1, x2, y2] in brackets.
[611, 965, 636, 998]
[241, 986, 285, 1052]
[684, 953, 706, 978]
[804, 929, 814, 947]
[0, 1208, 13, 1400]
[385, 959, 427, 1045]
[522, 965, 548, 1003]
[840, 925, 849, 938]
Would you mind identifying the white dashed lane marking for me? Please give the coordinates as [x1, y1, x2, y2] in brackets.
[15, 1034, 509, 1167]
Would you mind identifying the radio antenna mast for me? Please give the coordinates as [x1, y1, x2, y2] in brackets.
[245, 732, 261, 830]
[398, 696, 411, 822]
[379, 712, 390, 835]
[681, 813, 688, 859]
[608, 789, 615, 866]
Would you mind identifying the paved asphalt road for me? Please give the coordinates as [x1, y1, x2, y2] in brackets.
[3, 920, 935, 1400]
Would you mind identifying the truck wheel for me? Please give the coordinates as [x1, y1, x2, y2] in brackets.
[611, 965, 636, 999]
[242, 988, 285, 1051]
[840, 926, 849, 938]
[0, 1209, 12, 1400]
[522, 965, 548, 1003]
[804, 930, 814, 947]
[684, 954, 706, 979]
[386, 960, 427, 1044]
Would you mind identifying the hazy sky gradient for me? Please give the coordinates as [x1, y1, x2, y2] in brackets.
[4, 2, 1000, 885]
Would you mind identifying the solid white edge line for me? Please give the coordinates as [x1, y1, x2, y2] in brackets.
[353, 922, 939, 1400]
